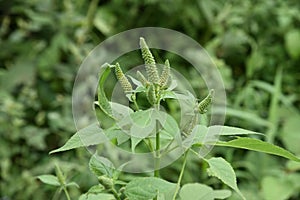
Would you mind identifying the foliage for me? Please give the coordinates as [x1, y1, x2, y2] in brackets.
[1, 0, 300, 199]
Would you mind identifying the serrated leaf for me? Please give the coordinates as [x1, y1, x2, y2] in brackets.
[50, 123, 106, 154]
[124, 177, 176, 200]
[37, 175, 60, 186]
[206, 157, 245, 200]
[215, 137, 300, 162]
[89, 153, 114, 177]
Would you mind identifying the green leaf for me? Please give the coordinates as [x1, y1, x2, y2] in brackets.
[79, 193, 116, 200]
[179, 183, 231, 200]
[89, 153, 114, 178]
[280, 114, 300, 155]
[191, 125, 262, 146]
[97, 64, 114, 119]
[215, 137, 300, 162]
[50, 123, 106, 154]
[66, 182, 80, 188]
[285, 29, 300, 59]
[261, 176, 295, 200]
[124, 177, 176, 200]
[86, 184, 105, 194]
[205, 157, 245, 200]
[209, 125, 263, 136]
[37, 175, 60, 186]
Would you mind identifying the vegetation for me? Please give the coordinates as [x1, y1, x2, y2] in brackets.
[1, 0, 300, 200]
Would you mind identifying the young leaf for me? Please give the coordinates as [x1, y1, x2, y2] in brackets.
[124, 177, 176, 200]
[37, 175, 60, 186]
[66, 182, 80, 188]
[50, 123, 106, 154]
[97, 63, 114, 119]
[215, 137, 300, 162]
[89, 153, 114, 178]
[205, 157, 245, 200]
[179, 183, 231, 200]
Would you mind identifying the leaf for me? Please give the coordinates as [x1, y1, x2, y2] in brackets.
[66, 182, 80, 188]
[105, 127, 130, 145]
[280, 114, 300, 155]
[179, 183, 231, 200]
[285, 29, 300, 59]
[191, 125, 262, 146]
[261, 176, 295, 200]
[215, 137, 300, 162]
[213, 190, 232, 199]
[79, 193, 116, 200]
[124, 177, 176, 200]
[37, 175, 60, 186]
[50, 123, 106, 154]
[89, 153, 114, 178]
[205, 157, 245, 200]
[208, 125, 264, 136]
[97, 63, 114, 119]
[179, 183, 213, 200]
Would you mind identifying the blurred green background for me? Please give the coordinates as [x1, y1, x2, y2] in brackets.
[1, 0, 300, 199]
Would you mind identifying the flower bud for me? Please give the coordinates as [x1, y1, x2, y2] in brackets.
[114, 63, 132, 93]
[198, 89, 214, 114]
[139, 37, 159, 84]
[159, 59, 170, 87]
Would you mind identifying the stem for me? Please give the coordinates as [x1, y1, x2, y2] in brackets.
[86, 0, 99, 32]
[154, 102, 161, 178]
[132, 93, 139, 111]
[172, 150, 189, 200]
[154, 129, 160, 177]
[267, 66, 282, 143]
[63, 187, 71, 200]
[111, 187, 121, 200]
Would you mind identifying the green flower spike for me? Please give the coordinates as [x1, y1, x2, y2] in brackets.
[198, 89, 214, 114]
[159, 59, 170, 87]
[139, 37, 159, 84]
[146, 84, 157, 105]
[114, 63, 133, 93]
[184, 112, 199, 135]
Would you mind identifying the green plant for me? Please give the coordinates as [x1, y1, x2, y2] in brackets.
[43, 38, 300, 200]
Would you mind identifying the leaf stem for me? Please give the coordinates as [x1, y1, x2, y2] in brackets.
[111, 187, 121, 200]
[154, 129, 160, 177]
[172, 150, 189, 200]
[62, 187, 71, 200]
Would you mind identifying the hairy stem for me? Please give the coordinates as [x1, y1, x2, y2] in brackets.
[172, 150, 189, 200]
